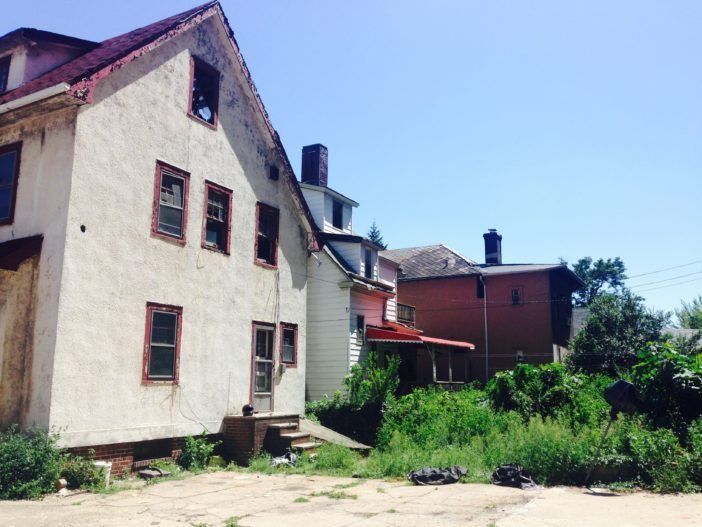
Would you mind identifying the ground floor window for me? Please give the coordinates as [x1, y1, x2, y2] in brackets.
[143, 303, 182, 382]
[280, 323, 297, 366]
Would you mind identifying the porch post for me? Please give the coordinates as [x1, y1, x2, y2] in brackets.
[430, 346, 436, 383]
[448, 348, 453, 383]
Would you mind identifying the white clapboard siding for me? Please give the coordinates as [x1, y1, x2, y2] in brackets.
[349, 291, 386, 366]
[379, 258, 398, 321]
[330, 241, 361, 273]
[300, 188, 326, 230]
[305, 250, 351, 400]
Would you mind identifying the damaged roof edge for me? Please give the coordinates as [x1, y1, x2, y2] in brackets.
[0, 83, 71, 114]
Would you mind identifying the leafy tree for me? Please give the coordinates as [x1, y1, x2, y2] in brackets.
[367, 221, 388, 249]
[570, 257, 627, 306]
[676, 295, 702, 329]
[567, 290, 669, 374]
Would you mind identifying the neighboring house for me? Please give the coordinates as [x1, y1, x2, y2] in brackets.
[302, 144, 474, 400]
[382, 230, 583, 382]
[0, 2, 320, 471]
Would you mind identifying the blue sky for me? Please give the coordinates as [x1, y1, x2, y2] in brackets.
[4, 1, 701, 315]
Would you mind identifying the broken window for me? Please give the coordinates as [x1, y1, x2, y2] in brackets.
[0, 56, 10, 93]
[153, 162, 189, 241]
[0, 142, 20, 224]
[203, 182, 231, 253]
[332, 199, 343, 229]
[144, 303, 182, 381]
[255, 203, 279, 266]
[189, 58, 219, 126]
[511, 287, 523, 305]
[281, 324, 297, 365]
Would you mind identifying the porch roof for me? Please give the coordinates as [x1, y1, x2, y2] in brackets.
[366, 326, 475, 350]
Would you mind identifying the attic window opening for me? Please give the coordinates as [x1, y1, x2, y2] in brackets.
[332, 199, 343, 229]
[0, 56, 10, 93]
[364, 248, 373, 279]
[189, 57, 219, 126]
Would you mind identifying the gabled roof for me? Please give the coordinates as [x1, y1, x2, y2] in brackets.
[322, 232, 384, 251]
[478, 263, 567, 275]
[0, 1, 321, 248]
[381, 245, 481, 281]
[0, 28, 99, 52]
[324, 244, 394, 292]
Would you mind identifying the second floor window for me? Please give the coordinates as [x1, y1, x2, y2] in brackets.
[255, 203, 279, 267]
[0, 142, 21, 225]
[281, 323, 297, 365]
[332, 199, 343, 229]
[203, 182, 232, 254]
[189, 57, 219, 126]
[0, 56, 10, 93]
[153, 162, 189, 242]
[511, 287, 523, 305]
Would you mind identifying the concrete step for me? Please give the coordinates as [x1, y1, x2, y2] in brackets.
[279, 431, 309, 440]
[268, 422, 298, 430]
[292, 441, 322, 451]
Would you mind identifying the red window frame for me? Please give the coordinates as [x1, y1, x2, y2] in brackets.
[254, 202, 279, 269]
[151, 161, 190, 245]
[201, 180, 232, 254]
[280, 323, 298, 367]
[0, 55, 10, 93]
[0, 141, 22, 226]
[142, 302, 183, 384]
[187, 55, 220, 129]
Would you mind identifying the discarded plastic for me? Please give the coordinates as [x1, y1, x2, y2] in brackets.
[491, 464, 537, 490]
[407, 466, 467, 485]
[271, 449, 298, 468]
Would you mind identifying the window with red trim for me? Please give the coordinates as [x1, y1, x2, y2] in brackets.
[280, 323, 297, 366]
[0, 142, 21, 225]
[255, 203, 279, 267]
[143, 303, 182, 382]
[202, 181, 232, 254]
[152, 161, 189, 243]
[189, 56, 219, 126]
[0, 56, 10, 93]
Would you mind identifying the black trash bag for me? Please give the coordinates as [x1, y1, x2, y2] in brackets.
[491, 464, 537, 489]
[604, 379, 645, 416]
[407, 465, 467, 486]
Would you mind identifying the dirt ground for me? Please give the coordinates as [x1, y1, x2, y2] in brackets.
[1, 471, 701, 527]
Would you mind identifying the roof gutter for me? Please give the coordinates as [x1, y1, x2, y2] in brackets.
[0, 82, 71, 115]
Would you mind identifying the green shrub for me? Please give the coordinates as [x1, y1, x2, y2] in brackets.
[687, 419, 702, 486]
[60, 453, 104, 489]
[177, 432, 221, 471]
[313, 443, 362, 473]
[0, 426, 62, 500]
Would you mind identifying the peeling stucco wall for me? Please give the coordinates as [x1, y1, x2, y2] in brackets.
[48, 15, 309, 448]
[0, 107, 78, 429]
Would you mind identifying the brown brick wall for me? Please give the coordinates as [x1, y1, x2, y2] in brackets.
[222, 415, 299, 465]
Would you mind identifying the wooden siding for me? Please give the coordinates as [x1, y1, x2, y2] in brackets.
[305, 249, 351, 400]
[379, 259, 397, 321]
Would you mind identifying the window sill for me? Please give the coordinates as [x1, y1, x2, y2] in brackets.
[282, 362, 297, 369]
[255, 259, 278, 270]
[187, 112, 218, 130]
[142, 378, 179, 386]
[201, 243, 230, 255]
[151, 230, 186, 246]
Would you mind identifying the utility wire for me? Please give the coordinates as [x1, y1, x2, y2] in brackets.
[626, 259, 702, 279]
[629, 270, 702, 289]
[634, 276, 702, 294]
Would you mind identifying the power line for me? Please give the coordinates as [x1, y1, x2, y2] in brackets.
[626, 259, 702, 279]
[634, 276, 702, 294]
[629, 270, 702, 289]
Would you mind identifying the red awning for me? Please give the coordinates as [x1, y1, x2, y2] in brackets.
[367, 326, 475, 350]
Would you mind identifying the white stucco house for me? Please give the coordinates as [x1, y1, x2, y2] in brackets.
[0, 2, 321, 470]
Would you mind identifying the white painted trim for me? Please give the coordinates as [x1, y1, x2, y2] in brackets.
[0, 82, 71, 114]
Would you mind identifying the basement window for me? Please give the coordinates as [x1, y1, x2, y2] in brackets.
[143, 303, 182, 382]
[202, 181, 232, 254]
[332, 199, 343, 229]
[281, 323, 297, 366]
[0, 142, 21, 225]
[255, 203, 279, 267]
[0, 56, 10, 93]
[152, 162, 189, 243]
[189, 57, 219, 126]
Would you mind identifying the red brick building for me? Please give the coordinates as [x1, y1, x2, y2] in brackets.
[381, 231, 583, 382]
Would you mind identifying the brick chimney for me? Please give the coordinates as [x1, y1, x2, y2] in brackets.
[301, 144, 328, 187]
[483, 229, 502, 265]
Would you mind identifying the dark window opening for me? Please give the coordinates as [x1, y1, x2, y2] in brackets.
[0, 56, 10, 93]
[190, 58, 219, 125]
[332, 199, 343, 229]
[477, 278, 485, 299]
[0, 142, 21, 225]
[281, 324, 297, 365]
[511, 287, 523, 305]
[203, 183, 231, 253]
[256, 203, 279, 266]
[356, 315, 365, 345]
[145, 304, 181, 381]
[268, 165, 279, 181]
[364, 248, 373, 279]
